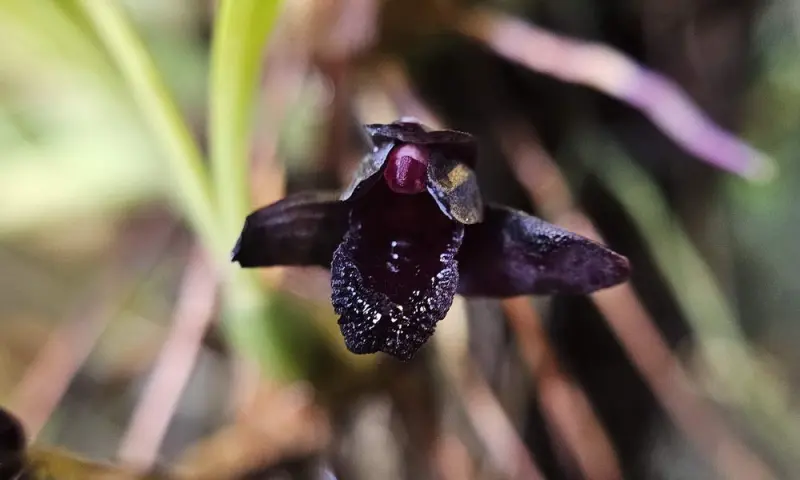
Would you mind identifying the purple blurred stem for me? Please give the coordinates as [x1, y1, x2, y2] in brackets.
[459, 10, 775, 182]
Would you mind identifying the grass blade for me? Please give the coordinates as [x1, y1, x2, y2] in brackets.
[75, 0, 220, 255]
[209, 0, 284, 238]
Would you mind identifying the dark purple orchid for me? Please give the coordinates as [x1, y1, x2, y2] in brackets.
[0, 407, 25, 479]
[232, 119, 630, 361]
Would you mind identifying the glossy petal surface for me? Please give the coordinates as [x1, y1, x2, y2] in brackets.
[232, 191, 350, 268]
[365, 120, 478, 167]
[457, 205, 630, 296]
[427, 153, 484, 224]
[340, 142, 395, 201]
[331, 182, 464, 360]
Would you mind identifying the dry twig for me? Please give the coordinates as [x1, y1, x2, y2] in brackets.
[6, 227, 176, 441]
[502, 297, 622, 480]
[117, 247, 218, 470]
[498, 122, 776, 480]
[435, 298, 546, 480]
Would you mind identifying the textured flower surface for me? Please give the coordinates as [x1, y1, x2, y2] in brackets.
[232, 119, 631, 360]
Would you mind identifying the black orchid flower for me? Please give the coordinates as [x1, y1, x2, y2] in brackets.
[232, 119, 630, 361]
[0, 407, 26, 479]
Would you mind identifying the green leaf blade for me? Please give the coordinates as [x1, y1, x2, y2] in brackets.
[209, 0, 284, 241]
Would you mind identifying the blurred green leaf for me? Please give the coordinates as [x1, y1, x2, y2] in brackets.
[0, 4, 165, 239]
[209, 0, 284, 237]
[74, 0, 220, 256]
[208, 0, 307, 381]
[0, 134, 164, 238]
[69, 0, 305, 380]
[0, 0, 113, 80]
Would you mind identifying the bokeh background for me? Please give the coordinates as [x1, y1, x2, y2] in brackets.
[0, 0, 798, 478]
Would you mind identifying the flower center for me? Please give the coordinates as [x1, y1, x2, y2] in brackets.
[383, 143, 428, 194]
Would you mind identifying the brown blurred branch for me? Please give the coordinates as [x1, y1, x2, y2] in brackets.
[310, 0, 379, 62]
[174, 382, 330, 480]
[434, 434, 475, 480]
[250, 0, 312, 206]
[375, 62, 441, 128]
[310, 0, 380, 183]
[434, 298, 545, 480]
[457, 8, 775, 182]
[117, 247, 218, 470]
[386, 361, 441, 479]
[6, 225, 177, 441]
[581, 136, 800, 467]
[460, 366, 545, 480]
[502, 297, 622, 480]
[497, 122, 776, 480]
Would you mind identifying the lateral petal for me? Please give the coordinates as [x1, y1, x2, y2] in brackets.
[457, 205, 630, 296]
[232, 191, 350, 268]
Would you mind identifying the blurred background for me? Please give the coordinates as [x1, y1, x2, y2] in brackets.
[0, 0, 798, 478]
